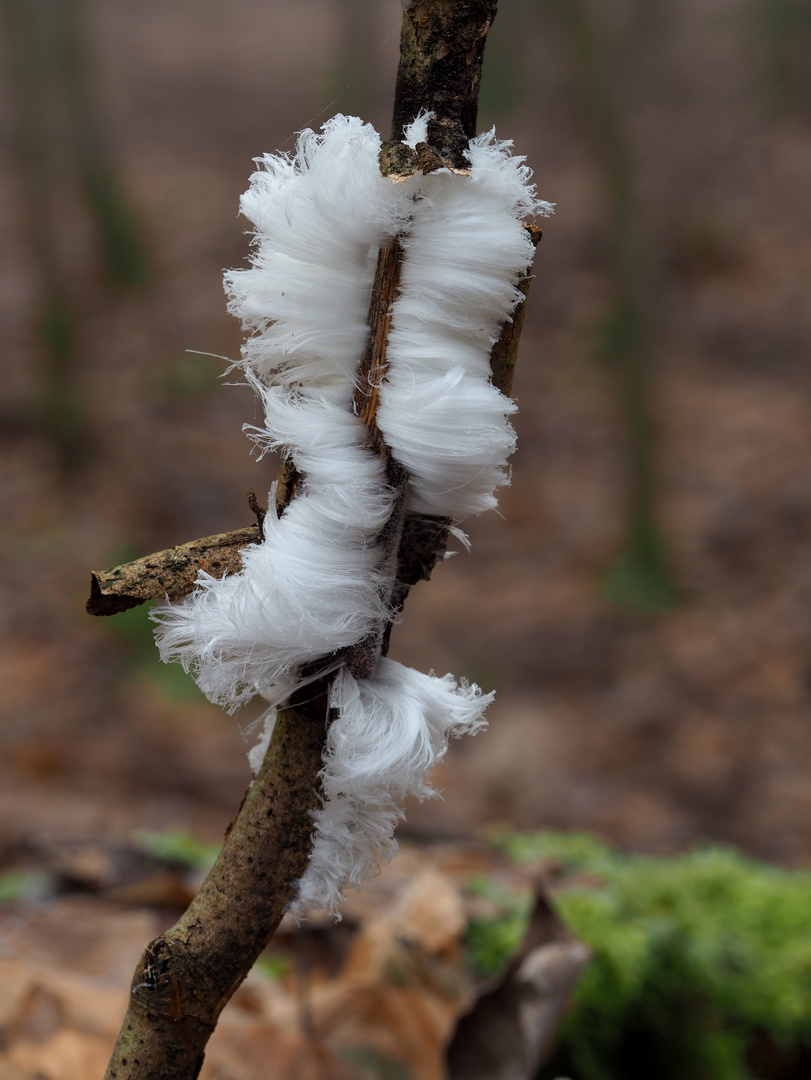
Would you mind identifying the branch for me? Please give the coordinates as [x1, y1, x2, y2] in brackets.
[390, 0, 499, 166]
[86, 523, 261, 616]
[86, 228, 539, 618]
[101, 4, 540, 1077]
[102, 686, 329, 1078]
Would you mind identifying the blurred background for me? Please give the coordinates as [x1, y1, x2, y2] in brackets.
[2, 0, 811, 885]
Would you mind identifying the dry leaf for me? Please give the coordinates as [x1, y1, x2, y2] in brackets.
[303, 869, 474, 1080]
[447, 889, 590, 1080]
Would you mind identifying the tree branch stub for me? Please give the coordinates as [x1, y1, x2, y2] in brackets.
[86, 524, 261, 617]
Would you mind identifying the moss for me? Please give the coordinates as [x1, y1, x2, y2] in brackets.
[488, 832, 811, 1080]
[465, 875, 533, 978]
[254, 953, 289, 981]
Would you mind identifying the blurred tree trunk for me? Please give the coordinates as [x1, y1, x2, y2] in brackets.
[54, 0, 148, 288]
[0, 0, 82, 463]
[0, 0, 147, 469]
[543, 0, 677, 611]
[750, 0, 811, 112]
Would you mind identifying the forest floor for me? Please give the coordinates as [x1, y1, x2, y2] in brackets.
[1, 1, 810, 1077]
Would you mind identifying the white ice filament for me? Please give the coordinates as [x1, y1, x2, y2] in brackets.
[152, 114, 547, 913]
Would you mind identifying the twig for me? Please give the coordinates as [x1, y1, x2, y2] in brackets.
[389, 0, 498, 167]
[86, 523, 261, 616]
[100, 4, 538, 1077]
[246, 487, 266, 526]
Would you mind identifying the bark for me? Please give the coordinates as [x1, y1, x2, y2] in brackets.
[105, 689, 328, 1079]
[353, 235, 403, 440]
[491, 225, 542, 398]
[390, 0, 500, 166]
[102, 4, 539, 1077]
[87, 524, 261, 616]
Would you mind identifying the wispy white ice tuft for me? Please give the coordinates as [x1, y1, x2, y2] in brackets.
[290, 658, 490, 917]
[153, 117, 400, 710]
[378, 129, 550, 519]
[152, 114, 547, 913]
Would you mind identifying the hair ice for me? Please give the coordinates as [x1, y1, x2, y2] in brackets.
[152, 114, 546, 912]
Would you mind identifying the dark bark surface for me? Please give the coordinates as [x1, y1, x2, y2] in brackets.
[391, 0, 500, 166]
